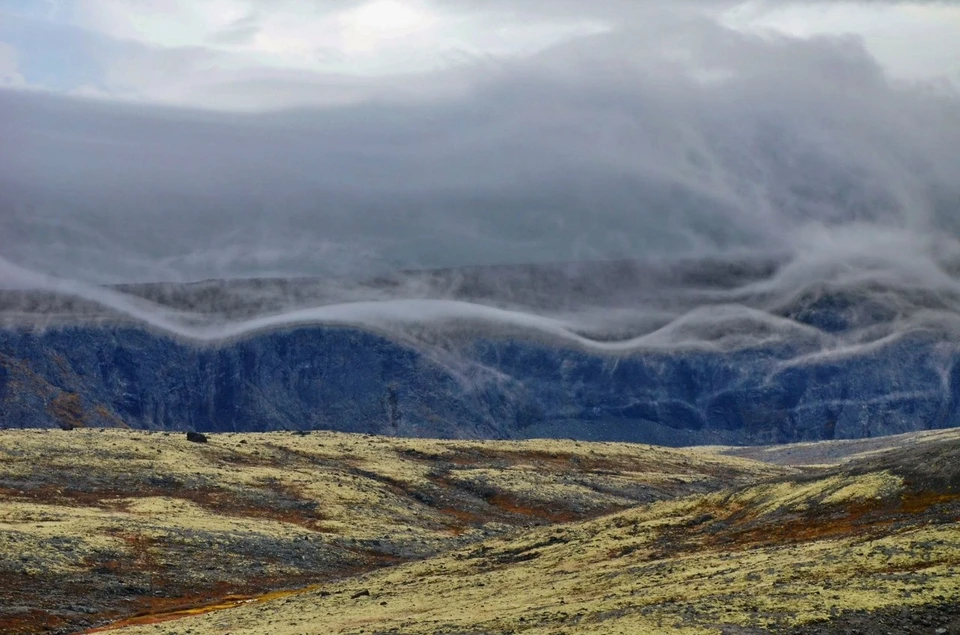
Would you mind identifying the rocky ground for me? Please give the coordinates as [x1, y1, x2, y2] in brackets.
[0, 428, 957, 634]
[778, 601, 960, 635]
[0, 428, 777, 634]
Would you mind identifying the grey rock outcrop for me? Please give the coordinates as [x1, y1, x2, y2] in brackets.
[1, 324, 955, 445]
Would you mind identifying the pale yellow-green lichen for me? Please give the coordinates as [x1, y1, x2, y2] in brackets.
[821, 470, 903, 505]
[108, 476, 959, 635]
[3, 428, 957, 635]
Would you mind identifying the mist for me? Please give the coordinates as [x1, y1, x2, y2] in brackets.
[1, 12, 960, 357]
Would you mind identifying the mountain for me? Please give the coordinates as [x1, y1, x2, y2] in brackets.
[2, 323, 957, 445]
[3, 258, 960, 444]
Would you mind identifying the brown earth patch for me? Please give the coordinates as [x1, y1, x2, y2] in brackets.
[0, 478, 324, 529]
[47, 392, 87, 429]
[486, 493, 582, 523]
[657, 489, 960, 557]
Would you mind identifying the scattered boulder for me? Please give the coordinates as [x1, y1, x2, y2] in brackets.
[351, 589, 370, 599]
[186, 431, 208, 443]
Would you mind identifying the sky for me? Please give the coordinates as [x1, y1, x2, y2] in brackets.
[1, 1, 958, 107]
[0, 0, 959, 292]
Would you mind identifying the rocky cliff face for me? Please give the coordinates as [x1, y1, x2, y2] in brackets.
[1, 323, 956, 445]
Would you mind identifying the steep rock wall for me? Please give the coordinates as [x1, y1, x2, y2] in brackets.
[1, 326, 955, 445]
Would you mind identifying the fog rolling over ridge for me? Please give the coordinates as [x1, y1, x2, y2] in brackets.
[1, 10, 960, 358]
[6, 7, 960, 630]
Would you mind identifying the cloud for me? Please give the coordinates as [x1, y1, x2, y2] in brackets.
[1, 17, 957, 291]
[3, 0, 958, 108]
[0, 41, 26, 87]
[65, 0, 604, 77]
[724, 1, 960, 80]
[1, 5, 960, 357]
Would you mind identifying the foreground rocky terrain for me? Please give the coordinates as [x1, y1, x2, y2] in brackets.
[0, 427, 777, 634]
[0, 428, 957, 634]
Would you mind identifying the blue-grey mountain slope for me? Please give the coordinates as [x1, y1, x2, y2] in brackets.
[3, 259, 960, 445]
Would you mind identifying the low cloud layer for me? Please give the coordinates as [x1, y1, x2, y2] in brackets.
[2, 17, 958, 277]
[1, 6, 959, 353]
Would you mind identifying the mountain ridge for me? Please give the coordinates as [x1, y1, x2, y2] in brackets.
[2, 321, 957, 444]
[5, 257, 960, 444]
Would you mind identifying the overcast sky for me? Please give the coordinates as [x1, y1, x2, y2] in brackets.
[1, 1, 959, 285]
[1, 0, 959, 106]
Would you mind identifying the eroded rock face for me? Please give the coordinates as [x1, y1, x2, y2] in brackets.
[0, 324, 956, 445]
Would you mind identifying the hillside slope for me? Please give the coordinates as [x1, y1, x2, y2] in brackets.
[101, 429, 960, 635]
[0, 429, 779, 634]
[1, 429, 957, 634]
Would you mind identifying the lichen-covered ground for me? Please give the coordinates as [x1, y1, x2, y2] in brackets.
[0, 428, 957, 634]
[0, 428, 777, 634]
